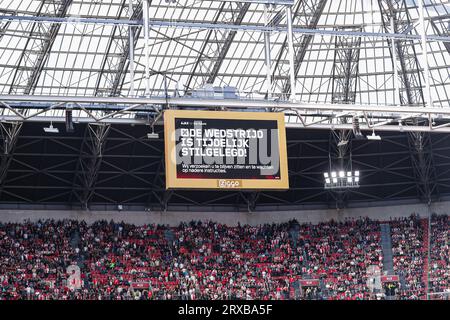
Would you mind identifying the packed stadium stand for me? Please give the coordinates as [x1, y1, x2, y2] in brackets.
[0, 0, 450, 303]
[429, 215, 449, 298]
[390, 216, 427, 299]
[0, 213, 448, 300]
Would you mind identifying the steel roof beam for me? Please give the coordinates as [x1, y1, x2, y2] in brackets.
[8, 0, 73, 95]
[0, 1, 77, 198]
[184, 2, 227, 91]
[0, 114, 449, 133]
[378, 0, 438, 203]
[282, 0, 328, 97]
[205, 2, 251, 84]
[73, 123, 110, 209]
[4, 94, 450, 116]
[430, 16, 450, 55]
[2, 15, 449, 43]
[0, 122, 22, 187]
[95, 1, 144, 97]
[331, 26, 362, 105]
[329, 26, 362, 209]
[0, 11, 14, 41]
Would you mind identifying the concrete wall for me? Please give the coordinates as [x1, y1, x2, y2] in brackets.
[0, 201, 449, 226]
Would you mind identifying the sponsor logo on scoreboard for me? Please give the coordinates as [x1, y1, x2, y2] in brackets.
[217, 179, 242, 188]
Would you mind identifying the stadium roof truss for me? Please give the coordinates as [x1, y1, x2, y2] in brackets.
[0, 0, 449, 211]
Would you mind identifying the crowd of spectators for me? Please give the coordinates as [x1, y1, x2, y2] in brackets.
[0, 215, 448, 300]
[429, 214, 449, 298]
[390, 215, 426, 300]
[292, 218, 383, 300]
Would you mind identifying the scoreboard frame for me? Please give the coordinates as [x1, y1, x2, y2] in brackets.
[164, 109, 289, 190]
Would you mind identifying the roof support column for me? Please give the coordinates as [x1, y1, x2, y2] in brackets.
[378, 0, 438, 203]
[0, 122, 22, 188]
[129, 0, 136, 97]
[95, 0, 144, 97]
[273, 0, 328, 100]
[264, 4, 272, 100]
[330, 26, 362, 209]
[143, 0, 151, 97]
[418, 0, 433, 108]
[286, 5, 297, 101]
[390, 17, 401, 105]
[77, 123, 110, 209]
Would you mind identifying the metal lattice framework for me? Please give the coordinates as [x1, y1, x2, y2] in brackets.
[430, 14, 450, 54]
[0, 0, 449, 211]
[73, 123, 110, 208]
[329, 26, 362, 208]
[8, 0, 73, 96]
[332, 26, 362, 105]
[95, 0, 143, 97]
[378, 0, 438, 203]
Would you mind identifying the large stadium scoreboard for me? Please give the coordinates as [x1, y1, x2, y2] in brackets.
[164, 110, 289, 190]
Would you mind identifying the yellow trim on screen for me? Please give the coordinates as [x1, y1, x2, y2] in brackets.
[164, 109, 289, 190]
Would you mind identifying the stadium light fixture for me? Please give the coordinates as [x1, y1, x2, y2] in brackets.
[324, 169, 360, 190]
[43, 123, 59, 133]
[147, 127, 159, 139]
[367, 130, 381, 141]
[147, 132, 159, 139]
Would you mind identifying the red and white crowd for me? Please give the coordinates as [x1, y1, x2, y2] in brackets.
[429, 215, 449, 297]
[390, 215, 427, 299]
[0, 215, 448, 300]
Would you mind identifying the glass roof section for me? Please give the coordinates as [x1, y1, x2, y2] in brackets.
[0, 0, 449, 108]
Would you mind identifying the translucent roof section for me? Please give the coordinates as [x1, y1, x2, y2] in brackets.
[0, 0, 449, 107]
